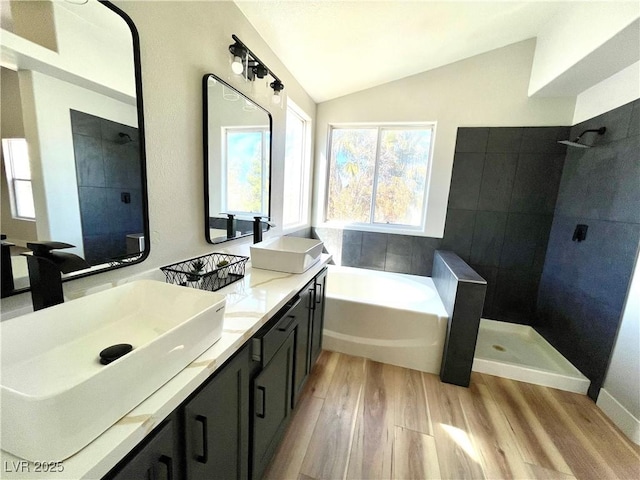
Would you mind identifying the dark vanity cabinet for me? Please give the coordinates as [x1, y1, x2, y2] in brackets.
[249, 293, 301, 480]
[106, 417, 178, 480]
[103, 267, 328, 480]
[251, 331, 295, 480]
[310, 268, 327, 367]
[183, 345, 257, 480]
[293, 280, 314, 407]
[250, 268, 327, 479]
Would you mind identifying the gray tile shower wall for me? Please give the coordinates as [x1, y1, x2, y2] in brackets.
[432, 250, 487, 387]
[536, 99, 640, 400]
[311, 227, 443, 277]
[446, 125, 569, 323]
[71, 110, 142, 265]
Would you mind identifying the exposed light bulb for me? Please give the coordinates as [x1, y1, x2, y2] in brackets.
[231, 56, 244, 75]
[272, 91, 281, 105]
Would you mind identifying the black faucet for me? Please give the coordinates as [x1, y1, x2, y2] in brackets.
[24, 241, 90, 311]
[225, 213, 237, 239]
[253, 216, 274, 244]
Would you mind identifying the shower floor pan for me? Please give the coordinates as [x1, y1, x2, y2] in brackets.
[472, 319, 589, 394]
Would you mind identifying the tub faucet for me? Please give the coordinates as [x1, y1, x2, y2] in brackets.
[253, 216, 275, 244]
[24, 241, 90, 311]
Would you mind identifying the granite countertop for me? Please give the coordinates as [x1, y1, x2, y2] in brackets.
[0, 254, 332, 480]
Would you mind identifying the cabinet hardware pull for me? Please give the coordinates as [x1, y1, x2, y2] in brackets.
[195, 415, 208, 464]
[309, 287, 316, 311]
[277, 315, 296, 332]
[256, 386, 266, 418]
[158, 455, 173, 480]
[316, 283, 322, 304]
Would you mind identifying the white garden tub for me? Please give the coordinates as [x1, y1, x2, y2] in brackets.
[323, 265, 448, 373]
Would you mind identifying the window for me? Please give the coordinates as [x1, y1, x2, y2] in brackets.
[283, 101, 312, 229]
[223, 126, 270, 215]
[326, 125, 434, 230]
[2, 138, 35, 220]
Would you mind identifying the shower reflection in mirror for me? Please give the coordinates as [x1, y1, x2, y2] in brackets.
[0, 0, 149, 297]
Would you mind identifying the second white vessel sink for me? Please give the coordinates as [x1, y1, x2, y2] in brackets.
[250, 236, 324, 273]
[0, 280, 226, 461]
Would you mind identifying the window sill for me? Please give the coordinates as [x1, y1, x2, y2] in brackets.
[12, 216, 36, 223]
[316, 221, 432, 237]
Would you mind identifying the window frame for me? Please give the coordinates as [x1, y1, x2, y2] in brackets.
[322, 122, 436, 236]
[221, 125, 270, 216]
[282, 99, 313, 233]
[1, 138, 36, 221]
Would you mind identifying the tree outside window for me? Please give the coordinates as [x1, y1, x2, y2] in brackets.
[327, 125, 433, 228]
[224, 127, 270, 215]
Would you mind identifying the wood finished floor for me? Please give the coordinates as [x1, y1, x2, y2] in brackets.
[264, 351, 640, 480]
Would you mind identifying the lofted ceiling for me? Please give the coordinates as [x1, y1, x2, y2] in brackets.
[234, 1, 573, 103]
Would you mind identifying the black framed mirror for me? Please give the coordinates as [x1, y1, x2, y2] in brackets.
[0, 0, 149, 298]
[203, 73, 272, 244]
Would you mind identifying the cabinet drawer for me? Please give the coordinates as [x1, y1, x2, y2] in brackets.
[252, 296, 301, 366]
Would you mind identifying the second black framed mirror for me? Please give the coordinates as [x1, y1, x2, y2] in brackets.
[203, 73, 272, 244]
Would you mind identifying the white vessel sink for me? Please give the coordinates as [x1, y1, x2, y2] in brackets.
[250, 237, 324, 273]
[0, 280, 226, 461]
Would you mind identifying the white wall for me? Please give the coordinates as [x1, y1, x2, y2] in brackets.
[573, 61, 640, 124]
[529, 2, 639, 96]
[2, 0, 135, 102]
[114, 0, 315, 264]
[52, 0, 135, 99]
[313, 39, 575, 237]
[0, 67, 37, 244]
[599, 245, 640, 444]
[0, 0, 316, 315]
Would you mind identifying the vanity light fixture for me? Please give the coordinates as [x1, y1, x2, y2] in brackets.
[229, 42, 247, 75]
[270, 80, 284, 104]
[228, 34, 284, 105]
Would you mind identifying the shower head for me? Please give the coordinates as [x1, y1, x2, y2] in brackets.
[558, 140, 591, 148]
[557, 127, 606, 149]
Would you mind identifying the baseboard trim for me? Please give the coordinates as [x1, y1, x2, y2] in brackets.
[597, 388, 640, 445]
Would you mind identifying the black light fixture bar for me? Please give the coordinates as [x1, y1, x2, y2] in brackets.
[229, 34, 283, 87]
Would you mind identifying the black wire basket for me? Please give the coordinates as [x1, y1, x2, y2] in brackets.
[160, 253, 248, 292]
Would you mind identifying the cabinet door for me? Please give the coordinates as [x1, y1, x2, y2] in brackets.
[107, 419, 176, 480]
[310, 268, 327, 366]
[184, 345, 252, 480]
[292, 280, 314, 407]
[252, 331, 295, 480]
